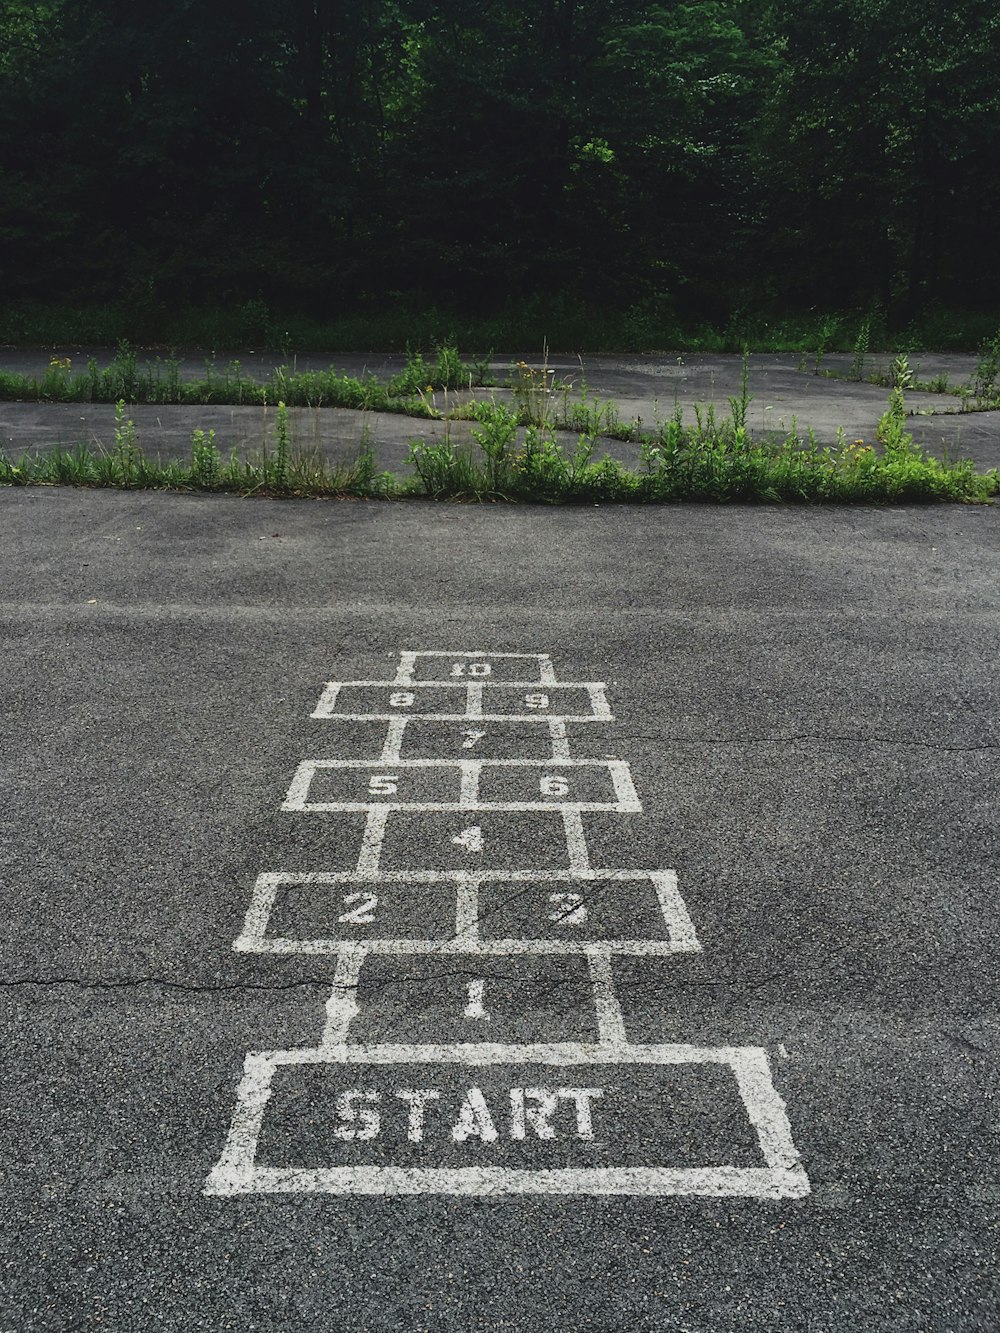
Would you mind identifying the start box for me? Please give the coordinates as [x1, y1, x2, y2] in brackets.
[205, 1042, 809, 1199]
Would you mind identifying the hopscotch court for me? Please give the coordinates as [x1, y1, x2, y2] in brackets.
[207, 651, 810, 1199]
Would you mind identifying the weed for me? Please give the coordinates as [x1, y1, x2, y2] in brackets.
[191, 427, 221, 488]
[272, 402, 291, 491]
[113, 400, 140, 486]
[850, 319, 870, 382]
[727, 347, 753, 435]
[972, 329, 1000, 402]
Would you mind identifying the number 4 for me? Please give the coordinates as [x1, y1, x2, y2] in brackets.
[451, 825, 483, 853]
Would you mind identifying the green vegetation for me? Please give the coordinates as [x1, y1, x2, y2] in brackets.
[3, 380, 995, 505]
[0, 342, 491, 410]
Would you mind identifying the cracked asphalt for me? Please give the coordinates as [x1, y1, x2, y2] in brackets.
[1, 488, 998, 1331]
[1, 346, 999, 472]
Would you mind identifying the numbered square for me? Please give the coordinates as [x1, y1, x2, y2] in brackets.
[377, 811, 573, 872]
[399, 720, 556, 761]
[259, 877, 460, 945]
[477, 877, 677, 945]
[407, 654, 550, 684]
[347, 953, 600, 1045]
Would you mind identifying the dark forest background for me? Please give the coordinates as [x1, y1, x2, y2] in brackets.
[1, 1, 998, 346]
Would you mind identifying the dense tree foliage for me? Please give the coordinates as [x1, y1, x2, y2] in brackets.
[1, 0, 997, 327]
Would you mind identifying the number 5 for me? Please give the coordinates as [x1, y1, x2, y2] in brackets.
[368, 775, 398, 795]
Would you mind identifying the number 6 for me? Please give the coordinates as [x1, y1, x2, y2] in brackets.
[540, 775, 569, 797]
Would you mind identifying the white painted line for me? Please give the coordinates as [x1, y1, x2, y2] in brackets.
[459, 763, 481, 807]
[309, 680, 609, 690]
[310, 682, 343, 718]
[204, 1052, 277, 1197]
[586, 947, 627, 1047]
[320, 944, 366, 1047]
[208, 1163, 810, 1199]
[233, 873, 283, 952]
[455, 875, 479, 939]
[607, 761, 642, 812]
[285, 758, 629, 769]
[562, 808, 591, 873]
[247, 937, 701, 957]
[651, 872, 702, 951]
[729, 1048, 805, 1173]
[407, 652, 555, 662]
[379, 717, 409, 762]
[538, 655, 557, 686]
[204, 1043, 810, 1200]
[548, 718, 571, 761]
[281, 761, 317, 810]
[586, 684, 612, 720]
[292, 801, 632, 813]
[356, 808, 389, 877]
[394, 652, 418, 685]
[466, 683, 483, 719]
[310, 713, 612, 724]
[463, 979, 489, 1020]
[244, 868, 689, 884]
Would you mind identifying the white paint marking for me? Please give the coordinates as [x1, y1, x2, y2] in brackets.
[455, 875, 479, 939]
[394, 652, 417, 684]
[651, 872, 702, 951]
[251, 937, 699, 958]
[548, 717, 571, 760]
[548, 892, 587, 926]
[586, 684, 612, 720]
[778, 1044, 789, 1059]
[462, 729, 486, 749]
[729, 1048, 806, 1173]
[395, 1089, 441, 1141]
[356, 808, 390, 876]
[320, 944, 366, 1047]
[281, 760, 317, 810]
[204, 1043, 811, 1199]
[463, 979, 489, 1020]
[310, 682, 342, 718]
[608, 761, 642, 812]
[459, 762, 481, 807]
[338, 891, 378, 924]
[587, 947, 628, 1049]
[233, 873, 283, 952]
[451, 1087, 498, 1142]
[379, 717, 409, 762]
[562, 808, 591, 872]
[451, 825, 484, 854]
[538, 655, 557, 686]
[310, 713, 610, 724]
[466, 683, 484, 719]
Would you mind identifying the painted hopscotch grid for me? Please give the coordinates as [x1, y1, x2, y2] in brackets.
[208, 650, 810, 1200]
[281, 759, 641, 813]
[234, 869, 702, 956]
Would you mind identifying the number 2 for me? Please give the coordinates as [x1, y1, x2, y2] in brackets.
[339, 892, 378, 924]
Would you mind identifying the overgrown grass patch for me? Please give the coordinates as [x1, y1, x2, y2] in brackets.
[0, 342, 490, 411]
[4, 393, 992, 504]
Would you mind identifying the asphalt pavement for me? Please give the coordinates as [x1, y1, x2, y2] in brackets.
[1, 489, 998, 1331]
